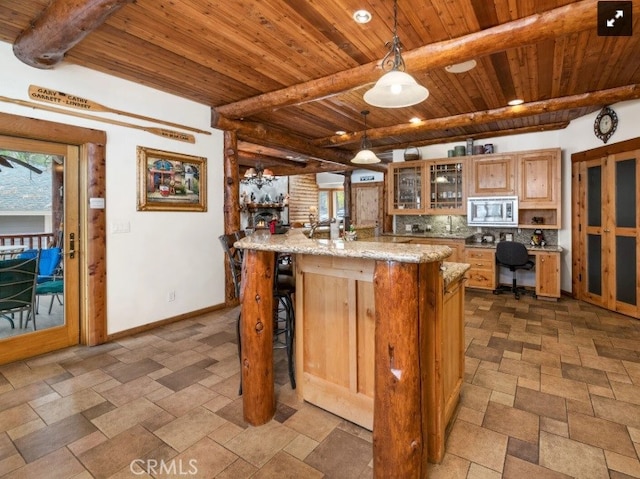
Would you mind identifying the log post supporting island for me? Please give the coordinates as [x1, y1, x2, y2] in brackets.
[236, 231, 469, 478]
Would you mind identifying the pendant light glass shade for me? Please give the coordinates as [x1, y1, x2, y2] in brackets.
[351, 110, 381, 164]
[364, 0, 428, 109]
[352, 148, 381, 164]
[363, 70, 429, 108]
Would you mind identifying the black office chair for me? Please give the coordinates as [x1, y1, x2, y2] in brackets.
[493, 241, 535, 299]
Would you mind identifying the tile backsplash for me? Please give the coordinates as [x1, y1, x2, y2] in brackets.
[395, 214, 558, 245]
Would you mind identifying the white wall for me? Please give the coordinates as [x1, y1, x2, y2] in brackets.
[416, 99, 640, 293]
[0, 42, 225, 334]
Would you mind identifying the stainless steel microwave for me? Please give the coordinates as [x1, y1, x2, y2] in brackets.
[467, 196, 518, 227]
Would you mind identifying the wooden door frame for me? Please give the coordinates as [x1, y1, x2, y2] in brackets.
[0, 111, 107, 346]
[571, 136, 640, 308]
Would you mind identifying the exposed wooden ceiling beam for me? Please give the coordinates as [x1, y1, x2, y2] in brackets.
[373, 122, 571, 152]
[212, 111, 388, 172]
[13, 0, 134, 69]
[317, 85, 640, 146]
[215, 0, 623, 119]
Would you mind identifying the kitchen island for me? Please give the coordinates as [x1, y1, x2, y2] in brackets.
[236, 231, 469, 478]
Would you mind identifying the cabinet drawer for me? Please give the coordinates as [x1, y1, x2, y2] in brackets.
[466, 258, 493, 269]
[465, 248, 494, 261]
[466, 269, 496, 289]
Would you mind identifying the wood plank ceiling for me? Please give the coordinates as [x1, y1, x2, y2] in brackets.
[0, 0, 639, 174]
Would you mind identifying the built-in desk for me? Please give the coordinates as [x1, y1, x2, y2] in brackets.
[464, 243, 563, 299]
[236, 232, 469, 478]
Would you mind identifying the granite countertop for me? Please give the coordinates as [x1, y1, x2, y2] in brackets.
[464, 241, 563, 252]
[442, 262, 471, 288]
[236, 230, 452, 264]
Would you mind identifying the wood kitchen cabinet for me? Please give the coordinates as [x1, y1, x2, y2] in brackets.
[535, 251, 560, 298]
[428, 273, 465, 462]
[388, 161, 426, 214]
[427, 160, 465, 213]
[464, 248, 497, 290]
[411, 237, 464, 263]
[517, 148, 561, 229]
[467, 155, 516, 196]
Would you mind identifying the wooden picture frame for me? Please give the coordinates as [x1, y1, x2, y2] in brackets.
[137, 146, 207, 212]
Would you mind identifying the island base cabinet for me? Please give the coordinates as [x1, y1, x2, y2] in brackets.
[295, 255, 465, 477]
[295, 255, 376, 431]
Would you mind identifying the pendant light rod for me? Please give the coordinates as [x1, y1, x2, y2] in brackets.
[363, 0, 429, 108]
[351, 110, 381, 164]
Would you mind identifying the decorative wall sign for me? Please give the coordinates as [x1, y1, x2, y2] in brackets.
[137, 146, 207, 211]
[0, 95, 195, 143]
[28, 85, 211, 135]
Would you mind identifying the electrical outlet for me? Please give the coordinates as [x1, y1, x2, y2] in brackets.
[405, 224, 412, 232]
[167, 291, 176, 302]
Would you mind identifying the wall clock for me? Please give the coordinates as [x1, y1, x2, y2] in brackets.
[594, 106, 618, 144]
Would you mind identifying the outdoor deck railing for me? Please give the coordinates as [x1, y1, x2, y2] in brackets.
[0, 233, 56, 250]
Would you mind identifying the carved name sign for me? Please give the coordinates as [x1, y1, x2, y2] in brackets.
[29, 87, 92, 109]
[27, 85, 211, 137]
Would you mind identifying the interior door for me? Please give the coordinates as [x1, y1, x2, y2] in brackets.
[579, 150, 640, 318]
[0, 136, 80, 363]
[352, 182, 383, 227]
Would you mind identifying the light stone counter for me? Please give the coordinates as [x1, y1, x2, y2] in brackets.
[236, 230, 452, 264]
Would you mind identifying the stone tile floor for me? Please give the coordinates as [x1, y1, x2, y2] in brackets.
[0, 290, 639, 478]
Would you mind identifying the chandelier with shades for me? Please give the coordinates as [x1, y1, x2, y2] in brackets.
[241, 163, 274, 189]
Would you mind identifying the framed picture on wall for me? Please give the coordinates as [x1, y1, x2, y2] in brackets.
[137, 146, 207, 212]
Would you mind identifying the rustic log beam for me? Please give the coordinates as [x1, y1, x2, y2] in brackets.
[212, 111, 350, 165]
[213, 110, 388, 172]
[369, 121, 571, 153]
[13, 0, 134, 69]
[319, 85, 640, 146]
[216, 0, 623, 119]
[240, 249, 276, 426]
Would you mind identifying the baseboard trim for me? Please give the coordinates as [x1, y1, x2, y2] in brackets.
[106, 303, 228, 342]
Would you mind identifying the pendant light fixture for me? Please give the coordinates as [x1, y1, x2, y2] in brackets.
[363, 0, 429, 108]
[351, 110, 381, 164]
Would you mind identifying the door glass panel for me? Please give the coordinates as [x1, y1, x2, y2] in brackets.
[0, 148, 65, 339]
[615, 158, 636, 228]
[616, 235, 637, 305]
[587, 234, 602, 296]
[587, 165, 602, 227]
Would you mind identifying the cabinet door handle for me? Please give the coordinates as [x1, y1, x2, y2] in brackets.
[603, 229, 611, 233]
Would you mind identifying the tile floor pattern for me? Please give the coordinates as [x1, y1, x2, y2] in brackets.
[0, 291, 639, 478]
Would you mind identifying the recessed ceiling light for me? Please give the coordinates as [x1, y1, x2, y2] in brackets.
[409, 117, 422, 124]
[508, 99, 524, 106]
[335, 130, 347, 136]
[444, 60, 477, 73]
[353, 10, 372, 24]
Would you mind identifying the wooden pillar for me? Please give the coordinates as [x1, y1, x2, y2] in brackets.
[223, 131, 241, 304]
[372, 260, 431, 479]
[382, 171, 393, 234]
[343, 172, 352, 230]
[240, 249, 276, 425]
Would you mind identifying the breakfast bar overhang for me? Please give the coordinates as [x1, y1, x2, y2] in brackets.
[236, 232, 469, 479]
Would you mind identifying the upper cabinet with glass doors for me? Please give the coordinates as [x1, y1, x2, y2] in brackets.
[388, 159, 466, 215]
[388, 162, 426, 214]
[428, 160, 465, 213]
